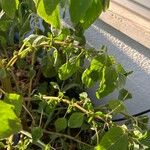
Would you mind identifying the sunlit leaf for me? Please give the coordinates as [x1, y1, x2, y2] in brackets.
[0, 101, 21, 139]
[95, 127, 128, 150]
[36, 0, 60, 28]
[96, 66, 118, 99]
[4, 93, 22, 117]
[59, 56, 80, 80]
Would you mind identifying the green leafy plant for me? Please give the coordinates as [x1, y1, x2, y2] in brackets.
[0, 0, 149, 149]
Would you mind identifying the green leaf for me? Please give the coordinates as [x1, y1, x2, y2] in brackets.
[79, 92, 88, 100]
[69, 0, 103, 29]
[118, 89, 132, 101]
[54, 28, 70, 41]
[31, 127, 43, 141]
[41, 54, 56, 78]
[0, 20, 11, 31]
[0, 101, 21, 139]
[116, 64, 127, 88]
[0, 68, 7, 79]
[102, 0, 110, 12]
[53, 49, 64, 71]
[141, 130, 150, 148]
[15, 0, 19, 9]
[36, 0, 60, 28]
[58, 56, 80, 80]
[108, 100, 125, 114]
[95, 127, 128, 150]
[0, 36, 6, 47]
[116, 73, 126, 89]
[80, 0, 103, 29]
[96, 66, 118, 99]
[82, 55, 107, 88]
[55, 118, 67, 132]
[1, 0, 18, 18]
[137, 116, 149, 130]
[68, 112, 84, 128]
[29, 68, 36, 79]
[82, 54, 118, 99]
[69, 0, 92, 24]
[24, 34, 48, 47]
[4, 93, 23, 117]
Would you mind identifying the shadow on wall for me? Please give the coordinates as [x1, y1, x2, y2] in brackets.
[85, 19, 150, 117]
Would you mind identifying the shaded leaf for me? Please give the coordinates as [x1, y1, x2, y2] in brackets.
[68, 112, 84, 128]
[118, 89, 132, 101]
[0, 68, 7, 79]
[102, 0, 110, 12]
[0, 36, 6, 47]
[108, 100, 125, 114]
[41, 54, 56, 78]
[32, 127, 43, 141]
[0, 20, 11, 31]
[1, 0, 17, 18]
[141, 130, 150, 149]
[55, 118, 67, 132]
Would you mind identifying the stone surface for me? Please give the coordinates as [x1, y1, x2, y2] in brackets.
[85, 20, 150, 123]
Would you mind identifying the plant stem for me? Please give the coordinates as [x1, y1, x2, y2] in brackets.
[27, 50, 36, 108]
[6, 43, 26, 68]
[0, 60, 12, 92]
[42, 96, 106, 123]
[10, 70, 20, 92]
[20, 130, 46, 149]
[7, 135, 13, 150]
[22, 104, 35, 125]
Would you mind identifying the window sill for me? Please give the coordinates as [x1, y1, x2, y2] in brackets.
[100, 0, 150, 48]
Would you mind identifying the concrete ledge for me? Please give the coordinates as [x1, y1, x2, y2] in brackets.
[100, 1, 150, 48]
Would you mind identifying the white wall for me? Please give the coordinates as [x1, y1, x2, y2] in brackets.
[85, 20, 150, 124]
